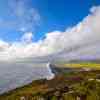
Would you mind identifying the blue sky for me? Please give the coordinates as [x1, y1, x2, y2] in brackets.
[0, 0, 100, 42]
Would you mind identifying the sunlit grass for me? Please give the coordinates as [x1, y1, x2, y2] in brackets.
[0, 68, 100, 100]
[63, 63, 100, 69]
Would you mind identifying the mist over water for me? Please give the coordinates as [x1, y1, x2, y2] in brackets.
[0, 62, 54, 94]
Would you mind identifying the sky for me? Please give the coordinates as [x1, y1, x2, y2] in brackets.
[0, 0, 100, 42]
[0, 0, 100, 61]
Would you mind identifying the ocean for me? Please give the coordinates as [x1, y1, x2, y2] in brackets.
[0, 62, 54, 94]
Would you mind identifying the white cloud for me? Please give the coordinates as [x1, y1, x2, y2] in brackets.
[8, 0, 41, 32]
[0, 0, 41, 33]
[0, 40, 9, 51]
[0, 6, 100, 61]
[21, 32, 33, 43]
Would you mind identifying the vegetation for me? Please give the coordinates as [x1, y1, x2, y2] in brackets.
[64, 63, 100, 69]
[0, 66, 100, 100]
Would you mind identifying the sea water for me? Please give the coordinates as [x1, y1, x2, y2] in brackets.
[0, 62, 55, 94]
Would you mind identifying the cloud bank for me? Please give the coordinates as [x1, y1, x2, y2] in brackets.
[0, 6, 100, 61]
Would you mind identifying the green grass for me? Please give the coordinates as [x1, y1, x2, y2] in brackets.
[62, 62, 100, 69]
[0, 67, 100, 100]
[0, 62, 100, 100]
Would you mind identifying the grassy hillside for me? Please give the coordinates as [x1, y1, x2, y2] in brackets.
[0, 67, 100, 100]
[54, 62, 100, 69]
[64, 63, 100, 69]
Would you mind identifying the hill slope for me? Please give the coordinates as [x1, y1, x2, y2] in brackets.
[0, 68, 100, 100]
